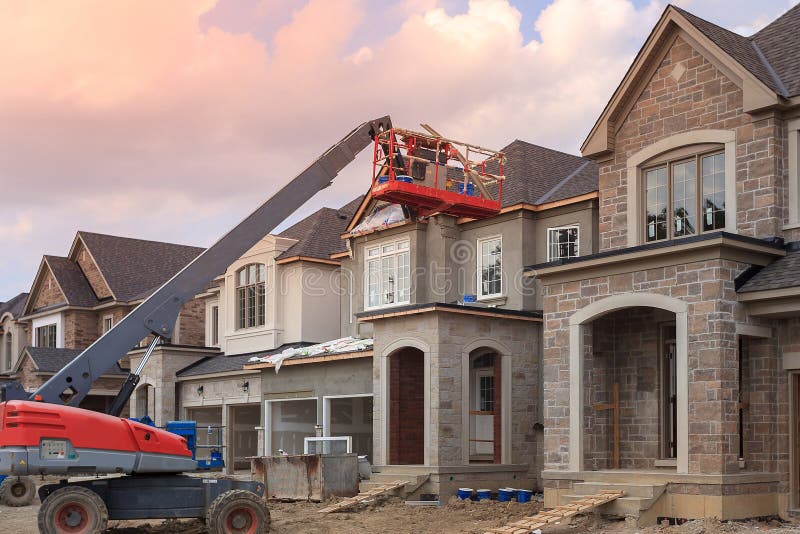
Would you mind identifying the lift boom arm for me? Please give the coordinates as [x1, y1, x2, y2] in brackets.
[22, 116, 391, 408]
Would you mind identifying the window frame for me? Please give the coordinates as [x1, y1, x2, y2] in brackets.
[477, 235, 503, 299]
[235, 263, 266, 330]
[102, 314, 114, 334]
[35, 323, 57, 348]
[211, 305, 220, 346]
[641, 148, 726, 244]
[363, 238, 411, 311]
[547, 225, 580, 262]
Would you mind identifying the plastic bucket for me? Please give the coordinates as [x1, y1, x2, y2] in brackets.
[497, 488, 515, 502]
[457, 488, 473, 500]
[463, 294, 477, 303]
[476, 489, 491, 501]
[516, 489, 533, 503]
[457, 182, 476, 196]
[377, 175, 389, 184]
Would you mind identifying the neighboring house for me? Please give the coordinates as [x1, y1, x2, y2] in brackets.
[528, 4, 800, 523]
[0, 293, 29, 374]
[15, 231, 207, 412]
[132, 199, 363, 470]
[336, 139, 598, 496]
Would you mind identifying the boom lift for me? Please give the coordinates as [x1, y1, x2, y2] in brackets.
[0, 116, 391, 533]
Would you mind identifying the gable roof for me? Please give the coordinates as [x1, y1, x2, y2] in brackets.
[738, 243, 800, 293]
[0, 293, 29, 319]
[18, 346, 127, 375]
[45, 256, 100, 308]
[276, 197, 363, 261]
[76, 232, 205, 302]
[751, 3, 800, 97]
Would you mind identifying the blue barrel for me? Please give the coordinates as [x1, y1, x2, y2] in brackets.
[457, 182, 475, 196]
[516, 489, 533, 503]
[377, 175, 389, 184]
[457, 488, 473, 500]
[497, 488, 514, 502]
[476, 489, 491, 501]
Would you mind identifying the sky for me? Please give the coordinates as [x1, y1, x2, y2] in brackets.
[1, 0, 797, 300]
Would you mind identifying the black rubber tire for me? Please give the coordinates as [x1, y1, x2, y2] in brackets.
[0, 475, 37, 507]
[206, 489, 270, 534]
[37, 486, 108, 534]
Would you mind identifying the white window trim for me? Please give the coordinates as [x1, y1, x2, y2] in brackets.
[477, 235, 503, 300]
[102, 314, 114, 334]
[32, 313, 62, 349]
[788, 118, 800, 229]
[264, 396, 318, 457]
[547, 225, 580, 262]
[363, 238, 411, 311]
[626, 130, 736, 247]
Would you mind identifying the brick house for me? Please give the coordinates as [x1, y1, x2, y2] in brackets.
[14, 231, 207, 412]
[0, 292, 29, 374]
[527, 4, 800, 523]
[338, 139, 599, 496]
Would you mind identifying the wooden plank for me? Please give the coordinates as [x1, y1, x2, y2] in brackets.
[482, 491, 624, 534]
[318, 481, 407, 514]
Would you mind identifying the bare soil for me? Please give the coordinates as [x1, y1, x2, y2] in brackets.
[3, 495, 800, 534]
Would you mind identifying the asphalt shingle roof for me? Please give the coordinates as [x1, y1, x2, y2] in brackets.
[23, 347, 127, 375]
[738, 243, 800, 293]
[674, 4, 800, 98]
[45, 256, 100, 308]
[176, 342, 312, 377]
[499, 140, 598, 206]
[276, 197, 363, 260]
[78, 232, 205, 302]
[0, 293, 29, 319]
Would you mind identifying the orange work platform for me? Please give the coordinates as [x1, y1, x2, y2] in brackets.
[371, 126, 505, 219]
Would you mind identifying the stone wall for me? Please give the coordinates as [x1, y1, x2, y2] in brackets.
[543, 257, 758, 475]
[74, 241, 112, 299]
[63, 310, 99, 349]
[177, 298, 206, 346]
[597, 34, 785, 251]
[32, 267, 65, 311]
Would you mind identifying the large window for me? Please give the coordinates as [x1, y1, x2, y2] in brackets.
[477, 236, 502, 298]
[548, 226, 579, 261]
[644, 151, 725, 242]
[365, 240, 410, 310]
[35, 324, 57, 348]
[236, 264, 265, 329]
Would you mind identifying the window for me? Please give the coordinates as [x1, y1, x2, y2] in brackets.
[102, 315, 113, 334]
[365, 240, 410, 309]
[4, 332, 12, 370]
[211, 305, 219, 346]
[548, 226, 580, 261]
[36, 324, 57, 348]
[644, 151, 725, 242]
[477, 236, 502, 298]
[236, 264, 265, 329]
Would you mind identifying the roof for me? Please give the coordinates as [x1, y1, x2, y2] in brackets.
[500, 140, 598, 206]
[21, 347, 128, 375]
[176, 342, 312, 377]
[45, 256, 100, 308]
[246, 337, 374, 368]
[0, 293, 29, 319]
[77, 232, 205, 301]
[751, 4, 800, 97]
[276, 197, 362, 261]
[672, 6, 788, 97]
[738, 242, 800, 293]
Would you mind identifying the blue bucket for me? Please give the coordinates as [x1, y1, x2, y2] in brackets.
[476, 489, 491, 501]
[377, 175, 389, 184]
[497, 488, 514, 502]
[457, 488, 473, 500]
[457, 182, 476, 196]
[463, 294, 477, 303]
[396, 175, 413, 183]
[516, 489, 533, 503]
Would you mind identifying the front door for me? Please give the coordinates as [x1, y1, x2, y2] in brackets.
[661, 325, 677, 459]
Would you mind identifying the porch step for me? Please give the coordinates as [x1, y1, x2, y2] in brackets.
[560, 482, 665, 520]
[364, 467, 431, 497]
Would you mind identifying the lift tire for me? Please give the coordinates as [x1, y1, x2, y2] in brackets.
[0, 475, 37, 507]
[206, 489, 270, 534]
[38, 486, 108, 534]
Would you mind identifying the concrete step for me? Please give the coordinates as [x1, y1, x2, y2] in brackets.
[572, 482, 665, 499]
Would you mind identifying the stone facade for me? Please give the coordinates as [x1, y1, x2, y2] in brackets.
[31, 267, 65, 311]
[74, 241, 112, 299]
[63, 310, 99, 350]
[177, 298, 205, 346]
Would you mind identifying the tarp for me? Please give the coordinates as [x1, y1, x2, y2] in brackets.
[349, 203, 406, 236]
[248, 337, 374, 373]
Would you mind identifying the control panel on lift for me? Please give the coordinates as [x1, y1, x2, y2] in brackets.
[40, 438, 77, 460]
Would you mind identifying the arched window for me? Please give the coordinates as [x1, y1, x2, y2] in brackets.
[4, 332, 12, 371]
[236, 264, 265, 329]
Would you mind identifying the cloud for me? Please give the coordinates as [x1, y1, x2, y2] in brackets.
[0, 0, 795, 297]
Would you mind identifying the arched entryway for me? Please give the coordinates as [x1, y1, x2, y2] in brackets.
[388, 347, 425, 465]
[568, 293, 688, 473]
[135, 383, 156, 420]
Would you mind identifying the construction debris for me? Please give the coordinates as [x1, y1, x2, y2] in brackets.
[483, 490, 625, 534]
[317, 480, 407, 514]
[247, 337, 373, 371]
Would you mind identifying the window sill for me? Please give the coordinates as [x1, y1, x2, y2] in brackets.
[654, 459, 677, 468]
[476, 295, 507, 306]
[783, 222, 800, 231]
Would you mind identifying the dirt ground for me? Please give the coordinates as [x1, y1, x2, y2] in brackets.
[3, 495, 800, 533]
